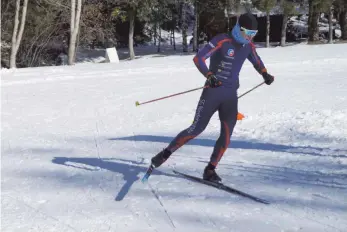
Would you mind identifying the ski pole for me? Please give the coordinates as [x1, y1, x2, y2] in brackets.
[135, 81, 265, 107]
[135, 86, 208, 106]
[236, 82, 265, 120]
[238, 81, 265, 99]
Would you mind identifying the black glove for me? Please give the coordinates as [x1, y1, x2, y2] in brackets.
[206, 73, 222, 88]
[262, 72, 274, 85]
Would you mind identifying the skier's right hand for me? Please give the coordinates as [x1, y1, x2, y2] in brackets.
[206, 73, 222, 88]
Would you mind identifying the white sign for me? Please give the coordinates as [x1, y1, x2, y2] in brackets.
[105, 47, 120, 63]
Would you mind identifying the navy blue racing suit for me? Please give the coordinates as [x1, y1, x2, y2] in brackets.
[166, 33, 267, 167]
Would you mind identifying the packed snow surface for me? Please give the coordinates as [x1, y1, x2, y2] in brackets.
[1, 43, 347, 232]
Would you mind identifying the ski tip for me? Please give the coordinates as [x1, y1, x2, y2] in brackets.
[261, 199, 271, 205]
[141, 164, 155, 183]
[141, 175, 149, 183]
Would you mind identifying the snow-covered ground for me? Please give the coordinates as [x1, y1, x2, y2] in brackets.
[1, 43, 347, 232]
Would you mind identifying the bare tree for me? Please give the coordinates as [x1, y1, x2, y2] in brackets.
[341, 10, 347, 40]
[308, 0, 320, 42]
[1, 0, 2, 68]
[68, 0, 82, 65]
[335, 0, 347, 40]
[128, 7, 136, 59]
[172, 20, 176, 50]
[328, 5, 334, 43]
[167, 1, 179, 51]
[308, 0, 331, 43]
[157, 21, 162, 52]
[113, 0, 157, 59]
[193, 0, 199, 52]
[10, 0, 29, 68]
[280, 0, 296, 47]
[254, 0, 277, 48]
[181, 0, 188, 52]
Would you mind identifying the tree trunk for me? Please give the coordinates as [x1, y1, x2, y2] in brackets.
[266, 12, 270, 48]
[328, 6, 333, 43]
[154, 22, 157, 46]
[308, 0, 320, 42]
[0, 0, 1, 68]
[10, 0, 20, 68]
[170, 27, 173, 45]
[173, 25, 176, 50]
[128, 8, 136, 60]
[68, 0, 82, 65]
[68, 0, 76, 65]
[169, 10, 173, 46]
[158, 24, 161, 52]
[340, 10, 347, 40]
[193, 0, 199, 52]
[172, 15, 176, 50]
[280, 12, 288, 47]
[10, 0, 29, 68]
[182, 0, 188, 52]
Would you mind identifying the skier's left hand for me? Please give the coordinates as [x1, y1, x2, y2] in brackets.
[262, 72, 274, 85]
[206, 73, 222, 88]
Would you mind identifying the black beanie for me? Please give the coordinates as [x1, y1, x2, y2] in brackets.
[238, 13, 258, 30]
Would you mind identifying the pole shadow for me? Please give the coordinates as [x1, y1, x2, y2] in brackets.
[52, 157, 176, 201]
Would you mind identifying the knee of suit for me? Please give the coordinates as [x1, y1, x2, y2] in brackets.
[186, 123, 207, 136]
[223, 119, 237, 131]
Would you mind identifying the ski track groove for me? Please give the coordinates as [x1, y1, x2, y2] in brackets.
[127, 118, 162, 232]
[124, 200, 156, 232]
[204, 212, 217, 228]
[148, 182, 176, 229]
[94, 107, 157, 231]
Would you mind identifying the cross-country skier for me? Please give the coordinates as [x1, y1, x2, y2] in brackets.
[150, 13, 275, 182]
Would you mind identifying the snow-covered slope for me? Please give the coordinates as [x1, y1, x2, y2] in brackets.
[1, 43, 347, 232]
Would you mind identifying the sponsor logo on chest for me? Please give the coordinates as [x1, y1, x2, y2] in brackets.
[227, 48, 234, 57]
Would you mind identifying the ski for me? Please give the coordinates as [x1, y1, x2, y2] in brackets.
[141, 164, 155, 183]
[173, 170, 270, 205]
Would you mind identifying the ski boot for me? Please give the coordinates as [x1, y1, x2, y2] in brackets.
[151, 148, 172, 168]
[203, 163, 222, 182]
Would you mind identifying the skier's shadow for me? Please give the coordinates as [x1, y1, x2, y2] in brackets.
[110, 135, 347, 158]
[52, 157, 176, 201]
